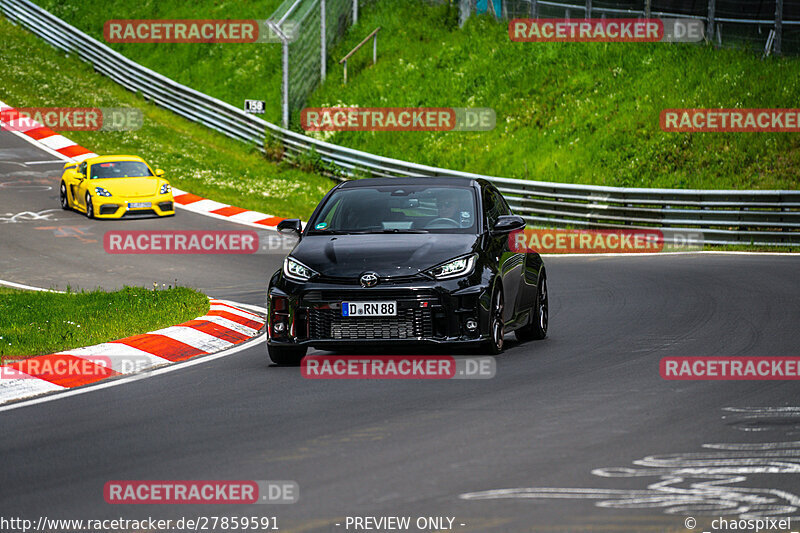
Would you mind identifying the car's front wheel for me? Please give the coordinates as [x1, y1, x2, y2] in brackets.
[85, 194, 95, 219]
[60, 183, 69, 210]
[484, 287, 505, 355]
[515, 269, 548, 342]
[268, 344, 306, 366]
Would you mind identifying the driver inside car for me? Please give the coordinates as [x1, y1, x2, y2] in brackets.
[437, 195, 472, 228]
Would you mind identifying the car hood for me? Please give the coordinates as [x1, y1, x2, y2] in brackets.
[291, 233, 480, 278]
[92, 177, 160, 198]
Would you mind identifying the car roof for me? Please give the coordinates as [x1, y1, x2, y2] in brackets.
[338, 176, 478, 189]
[84, 155, 146, 165]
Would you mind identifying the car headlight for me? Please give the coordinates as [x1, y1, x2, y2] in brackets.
[426, 253, 477, 280]
[283, 256, 318, 281]
[94, 186, 112, 197]
[160, 183, 171, 194]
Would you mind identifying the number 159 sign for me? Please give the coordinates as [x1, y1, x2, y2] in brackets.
[244, 99, 265, 114]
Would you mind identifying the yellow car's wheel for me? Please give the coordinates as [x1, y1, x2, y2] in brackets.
[60, 182, 70, 210]
[85, 193, 95, 219]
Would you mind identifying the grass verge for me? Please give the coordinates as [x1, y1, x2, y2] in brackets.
[0, 17, 333, 220]
[0, 286, 210, 358]
[25, 0, 800, 190]
[305, 2, 800, 190]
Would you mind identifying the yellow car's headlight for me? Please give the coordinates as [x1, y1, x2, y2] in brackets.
[160, 183, 171, 195]
[95, 186, 113, 197]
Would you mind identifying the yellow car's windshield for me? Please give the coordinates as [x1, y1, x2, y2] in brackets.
[90, 161, 153, 179]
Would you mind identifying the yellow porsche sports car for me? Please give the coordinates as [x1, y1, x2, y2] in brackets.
[59, 155, 175, 219]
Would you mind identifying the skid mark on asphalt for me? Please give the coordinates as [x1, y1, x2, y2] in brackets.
[34, 225, 96, 243]
[460, 408, 800, 521]
[0, 209, 59, 223]
[725, 406, 800, 434]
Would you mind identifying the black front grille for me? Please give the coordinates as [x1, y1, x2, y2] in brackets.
[309, 308, 433, 340]
[99, 205, 120, 215]
[304, 289, 439, 303]
[158, 201, 174, 211]
[122, 209, 157, 217]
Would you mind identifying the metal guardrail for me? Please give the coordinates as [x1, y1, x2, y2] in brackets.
[2, 0, 799, 246]
[339, 27, 380, 84]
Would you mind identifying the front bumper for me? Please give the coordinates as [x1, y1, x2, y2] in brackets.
[92, 194, 175, 218]
[267, 277, 492, 349]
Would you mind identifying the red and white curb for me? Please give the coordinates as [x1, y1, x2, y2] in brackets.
[171, 188, 290, 230]
[0, 100, 98, 162]
[0, 299, 265, 406]
[0, 100, 293, 231]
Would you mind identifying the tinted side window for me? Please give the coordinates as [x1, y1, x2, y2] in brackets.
[483, 187, 504, 228]
[79, 162, 87, 175]
[492, 189, 511, 216]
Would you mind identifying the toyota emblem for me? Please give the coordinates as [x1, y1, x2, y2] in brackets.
[360, 272, 379, 288]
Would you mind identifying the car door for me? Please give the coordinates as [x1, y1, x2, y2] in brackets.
[483, 185, 523, 322]
[71, 161, 89, 210]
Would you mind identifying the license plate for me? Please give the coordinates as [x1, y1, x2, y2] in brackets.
[128, 202, 151, 209]
[342, 301, 397, 317]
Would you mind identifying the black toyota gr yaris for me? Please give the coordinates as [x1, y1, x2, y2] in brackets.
[266, 177, 548, 365]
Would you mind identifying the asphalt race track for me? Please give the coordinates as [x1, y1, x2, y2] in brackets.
[2, 129, 800, 532]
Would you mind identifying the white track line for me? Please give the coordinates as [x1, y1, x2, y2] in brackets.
[0, 279, 64, 292]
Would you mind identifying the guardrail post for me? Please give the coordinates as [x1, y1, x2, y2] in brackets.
[282, 38, 289, 128]
[353, 0, 358, 24]
[321, 0, 326, 82]
[373, 31, 377, 64]
[459, 0, 471, 27]
[343, 59, 348, 85]
[530, 0, 538, 18]
[707, 0, 715, 43]
[644, 0, 651, 18]
[775, 0, 783, 55]
[585, 0, 591, 19]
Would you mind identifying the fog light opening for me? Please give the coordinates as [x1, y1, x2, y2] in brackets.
[465, 318, 478, 332]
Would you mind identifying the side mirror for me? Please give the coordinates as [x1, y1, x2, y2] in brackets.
[155, 169, 165, 177]
[277, 218, 303, 238]
[492, 215, 526, 235]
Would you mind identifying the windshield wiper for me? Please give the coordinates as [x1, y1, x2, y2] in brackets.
[362, 229, 430, 234]
[308, 230, 375, 235]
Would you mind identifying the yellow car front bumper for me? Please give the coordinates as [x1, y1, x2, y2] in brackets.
[91, 194, 175, 218]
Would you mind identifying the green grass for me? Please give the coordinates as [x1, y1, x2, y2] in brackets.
[0, 17, 333, 219]
[0, 286, 210, 358]
[30, 0, 288, 125]
[304, 2, 800, 190]
[21, 0, 800, 190]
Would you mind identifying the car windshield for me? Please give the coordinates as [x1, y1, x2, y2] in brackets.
[309, 185, 478, 234]
[90, 161, 153, 179]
